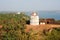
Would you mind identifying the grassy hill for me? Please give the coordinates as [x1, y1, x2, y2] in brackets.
[0, 12, 60, 40]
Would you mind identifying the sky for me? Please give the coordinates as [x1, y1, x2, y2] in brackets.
[0, 0, 60, 11]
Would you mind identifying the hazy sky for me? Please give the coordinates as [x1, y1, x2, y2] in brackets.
[0, 0, 60, 11]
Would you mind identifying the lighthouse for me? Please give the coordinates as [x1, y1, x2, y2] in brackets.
[30, 12, 39, 25]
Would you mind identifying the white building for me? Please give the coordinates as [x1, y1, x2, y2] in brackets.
[40, 22, 45, 25]
[17, 12, 20, 14]
[30, 12, 39, 25]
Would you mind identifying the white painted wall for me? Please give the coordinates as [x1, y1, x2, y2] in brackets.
[30, 13, 39, 25]
[40, 22, 45, 25]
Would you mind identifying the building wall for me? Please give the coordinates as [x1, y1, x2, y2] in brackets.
[40, 18, 55, 24]
[30, 13, 39, 25]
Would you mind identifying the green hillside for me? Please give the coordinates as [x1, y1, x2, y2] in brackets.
[0, 12, 60, 40]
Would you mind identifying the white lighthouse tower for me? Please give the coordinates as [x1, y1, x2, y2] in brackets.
[30, 12, 39, 25]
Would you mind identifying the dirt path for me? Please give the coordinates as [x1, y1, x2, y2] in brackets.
[26, 24, 60, 32]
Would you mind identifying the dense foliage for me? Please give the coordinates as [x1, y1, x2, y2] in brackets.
[0, 12, 29, 40]
[0, 12, 60, 40]
[44, 28, 60, 40]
